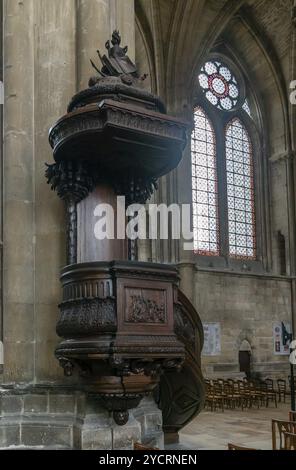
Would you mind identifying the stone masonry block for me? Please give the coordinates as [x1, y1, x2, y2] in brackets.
[21, 423, 72, 448]
[0, 395, 23, 415]
[80, 428, 112, 450]
[0, 425, 21, 448]
[49, 394, 75, 414]
[24, 394, 48, 414]
[112, 417, 141, 450]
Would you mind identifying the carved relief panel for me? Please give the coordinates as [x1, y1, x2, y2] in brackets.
[117, 278, 173, 334]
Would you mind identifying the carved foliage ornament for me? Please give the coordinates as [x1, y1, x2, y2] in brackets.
[45, 160, 95, 203]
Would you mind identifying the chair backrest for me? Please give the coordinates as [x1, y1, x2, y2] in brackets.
[277, 379, 286, 392]
[265, 378, 274, 390]
[228, 443, 258, 451]
[284, 432, 296, 450]
[272, 420, 296, 450]
[134, 442, 159, 450]
[259, 380, 267, 392]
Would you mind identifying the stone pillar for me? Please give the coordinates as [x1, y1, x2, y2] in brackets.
[33, 0, 77, 382]
[3, 0, 36, 383]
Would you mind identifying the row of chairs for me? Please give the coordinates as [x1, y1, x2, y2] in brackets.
[205, 378, 278, 411]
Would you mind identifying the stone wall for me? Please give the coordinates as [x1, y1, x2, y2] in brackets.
[194, 270, 292, 379]
[0, 389, 163, 450]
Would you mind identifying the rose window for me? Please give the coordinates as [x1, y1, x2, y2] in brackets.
[198, 60, 240, 111]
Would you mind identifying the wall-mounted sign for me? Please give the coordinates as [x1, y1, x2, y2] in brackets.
[202, 323, 221, 356]
[273, 321, 292, 356]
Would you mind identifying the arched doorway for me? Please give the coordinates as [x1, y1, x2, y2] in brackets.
[239, 340, 252, 379]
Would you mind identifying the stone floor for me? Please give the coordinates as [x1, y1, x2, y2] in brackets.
[177, 401, 291, 450]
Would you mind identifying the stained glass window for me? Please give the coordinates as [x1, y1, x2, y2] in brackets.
[191, 107, 219, 255]
[226, 119, 256, 259]
[198, 60, 239, 111]
[193, 58, 257, 262]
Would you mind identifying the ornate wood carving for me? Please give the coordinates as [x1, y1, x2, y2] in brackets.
[156, 289, 205, 441]
[45, 161, 95, 264]
[45, 160, 95, 202]
[174, 303, 196, 353]
[126, 291, 166, 324]
[57, 297, 116, 337]
[45, 32, 201, 426]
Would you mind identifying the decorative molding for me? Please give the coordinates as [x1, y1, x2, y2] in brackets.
[49, 105, 186, 155]
[63, 279, 113, 301]
[57, 297, 116, 337]
[106, 106, 185, 140]
[68, 78, 166, 114]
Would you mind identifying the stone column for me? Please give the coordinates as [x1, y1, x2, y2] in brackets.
[3, 0, 35, 383]
[33, 0, 77, 381]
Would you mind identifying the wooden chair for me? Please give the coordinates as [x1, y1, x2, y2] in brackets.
[284, 432, 296, 450]
[289, 411, 296, 422]
[134, 442, 159, 450]
[277, 379, 289, 403]
[261, 380, 277, 408]
[223, 381, 237, 410]
[228, 443, 258, 451]
[232, 380, 245, 410]
[205, 381, 225, 412]
[237, 380, 249, 410]
[271, 420, 296, 450]
[248, 381, 261, 409]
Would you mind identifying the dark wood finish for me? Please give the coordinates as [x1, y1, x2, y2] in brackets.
[48, 99, 187, 199]
[158, 289, 205, 441]
[55, 261, 185, 423]
[77, 186, 127, 262]
[45, 31, 204, 427]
